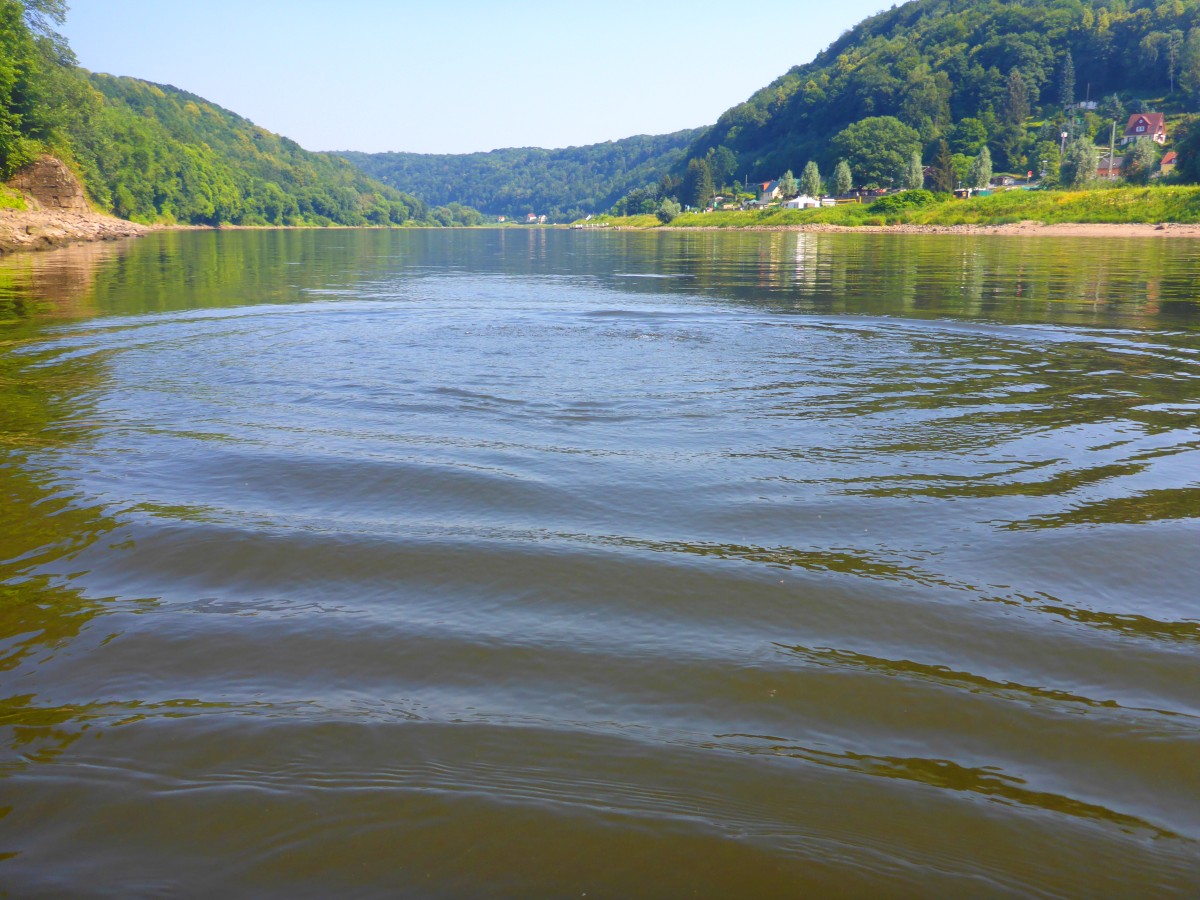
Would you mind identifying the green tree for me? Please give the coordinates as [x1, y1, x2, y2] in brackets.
[1003, 68, 1030, 128]
[967, 145, 992, 189]
[1172, 116, 1200, 183]
[998, 67, 1031, 170]
[656, 197, 681, 223]
[799, 160, 821, 197]
[830, 116, 921, 188]
[1057, 51, 1075, 109]
[682, 157, 714, 208]
[931, 139, 955, 193]
[951, 153, 972, 187]
[778, 168, 797, 197]
[949, 118, 989, 155]
[1035, 140, 1061, 187]
[833, 159, 852, 195]
[1060, 136, 1098, 188]
[1123, 138, 1159, 184]
[1168, 29, 1185, 93]
[707, 145, 737, 188]
[905, 150, 924, 190]
[1098, 94, 1125, 124]
[901, 65, 951, 141]
[1179, 28, 1200, 105]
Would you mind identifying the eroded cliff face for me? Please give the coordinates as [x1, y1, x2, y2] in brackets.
[2, 157, 146, 255]
[8, 156, 92, 214]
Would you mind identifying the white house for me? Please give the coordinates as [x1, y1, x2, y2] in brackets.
[783, 195, 820, 209]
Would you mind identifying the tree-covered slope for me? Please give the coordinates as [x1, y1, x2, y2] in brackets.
[68, 74, 456, 226]
[341, 129, 702, 221]
[689, 0, 1200, 179]
[1, 0, 481, 226]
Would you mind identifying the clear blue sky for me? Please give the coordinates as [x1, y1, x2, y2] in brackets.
[60, 0, 887, 155]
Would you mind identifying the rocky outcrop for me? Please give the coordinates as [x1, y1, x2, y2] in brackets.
[0, 208, 147, 254]
[2, 156, 147, 254]
[8, 155, 92, 213]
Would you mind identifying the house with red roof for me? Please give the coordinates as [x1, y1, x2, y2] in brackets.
[1120, 113, 1167, 146]
[1160, 150, 1178, 177]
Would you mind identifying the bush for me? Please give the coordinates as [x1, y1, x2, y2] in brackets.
[868, 189, 942, 213]
[656, 198, 681, 223]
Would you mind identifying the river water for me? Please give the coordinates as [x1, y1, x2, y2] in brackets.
[1, 229, 1198, 896]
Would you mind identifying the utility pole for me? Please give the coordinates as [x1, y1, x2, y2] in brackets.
[1109, 118, 1118, 180]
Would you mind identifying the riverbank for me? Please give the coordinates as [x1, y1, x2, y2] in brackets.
[2, 160, 148, 255]
[660, 221, 1200, 237]
[586, 185, 1200, 235]
[0, 207, 149, 254]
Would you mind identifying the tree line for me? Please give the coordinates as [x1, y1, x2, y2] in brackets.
[342, 129, 703, 224]
[1, 0, 481, 227]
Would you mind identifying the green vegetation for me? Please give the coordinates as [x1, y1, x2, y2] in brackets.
[687, 0, 1200, 179]
[1, 0, 481, 227]
[656, 198, 681, 223]
[800, 161, 822, 197]
[341, 130, 701, 223]
[0, 184, 25, 209]
[598, 0, 1200, 221]
[587, 185, 1200, 228]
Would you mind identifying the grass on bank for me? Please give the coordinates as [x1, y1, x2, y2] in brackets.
[0, 186, 27, 211]
[584, 186, 1200, 229]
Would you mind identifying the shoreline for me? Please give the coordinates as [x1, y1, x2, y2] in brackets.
[6, 208, 1200, 256]
[654, 221, 1200, 237]
[0, 206, 148, 255]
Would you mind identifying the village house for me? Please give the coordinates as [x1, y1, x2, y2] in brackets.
[1160, 150, 1178, 177]
[758, 180, 781, 202]
[1120, 113, 1167, 146]
[1096, 155, 1124, 180]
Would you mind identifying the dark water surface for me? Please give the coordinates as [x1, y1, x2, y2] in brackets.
[2, 229, 1199, 897]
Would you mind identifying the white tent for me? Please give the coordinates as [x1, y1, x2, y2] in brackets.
[783, 195, 819, 209]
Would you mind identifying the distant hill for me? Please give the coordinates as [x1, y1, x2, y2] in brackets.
[1, 0, 480, 226]
[686, 0, 1200, 180]
[347, 0, 1200, 214]
[341, 129, 702, 221]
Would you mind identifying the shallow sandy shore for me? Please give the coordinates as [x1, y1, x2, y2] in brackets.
[0, 207, 147, 254]
[660, 221, 1200, 237]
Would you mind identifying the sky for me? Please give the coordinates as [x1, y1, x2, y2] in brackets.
[59, 0, 888, 156]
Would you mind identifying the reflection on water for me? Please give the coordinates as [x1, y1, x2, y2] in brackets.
[1, 230, 1199, 896]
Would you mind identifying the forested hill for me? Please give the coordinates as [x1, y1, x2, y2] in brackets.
[1, 0, 480, 226]
[73, 75, 475, 226]
[687, 0, 1200, 179]
[344, 0, 1200, 217]
[341, 129, 702, 221]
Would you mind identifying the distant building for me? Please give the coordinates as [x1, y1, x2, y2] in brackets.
[1160, 150, 1178, 177]
[1096, 156, 1124, 179]
[1068, 100, 1098, 111]
[783, 195, 820, 209]
[759, 180, 781, 202]
[1121, 113, 1167, 146]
